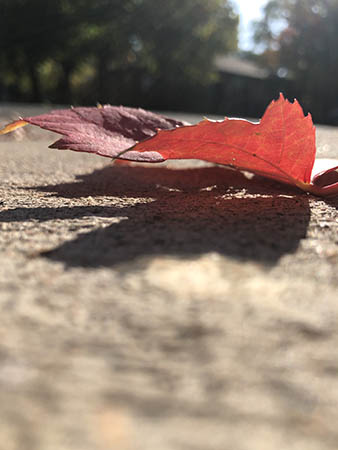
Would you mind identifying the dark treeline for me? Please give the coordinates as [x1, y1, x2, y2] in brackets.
[0, 0, 238, 111]
[2, 0, 338, 124]
[253, 0, 338, 124]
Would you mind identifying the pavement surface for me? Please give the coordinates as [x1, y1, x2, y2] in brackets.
[0, 103, 338, 450]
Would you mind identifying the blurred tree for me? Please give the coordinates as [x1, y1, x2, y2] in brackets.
[253, 0, 338, 123]
[0, 0, 89, 102]
[0, 0, 238, 110]
[120, 0, 239, 110]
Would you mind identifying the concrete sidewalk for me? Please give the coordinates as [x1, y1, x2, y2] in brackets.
[0, 104, 338, 450]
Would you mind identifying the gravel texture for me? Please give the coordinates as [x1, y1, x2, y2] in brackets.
[0, 103, 338, 450]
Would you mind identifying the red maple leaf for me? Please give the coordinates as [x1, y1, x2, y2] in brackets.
[1, 94, 338, 196]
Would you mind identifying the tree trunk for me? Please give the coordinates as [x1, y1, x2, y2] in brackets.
[27, 62, 42, 103]
[58, 62, 73, 104]
[97, 56, 107, 102]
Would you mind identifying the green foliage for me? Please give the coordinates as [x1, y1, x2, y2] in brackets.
[0, 0, 238, 109]
[254, 0, 338, 123]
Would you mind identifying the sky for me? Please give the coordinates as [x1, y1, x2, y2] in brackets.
[234, 0, 267, 50]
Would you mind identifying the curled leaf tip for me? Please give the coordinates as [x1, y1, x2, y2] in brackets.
[0, 119, 28, 135]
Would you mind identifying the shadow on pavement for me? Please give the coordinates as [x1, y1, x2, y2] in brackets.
[1, 165, 312, 268]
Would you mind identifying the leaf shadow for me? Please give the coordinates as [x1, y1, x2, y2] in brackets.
[31, 164, 303, 198]
[3, 165, 312, 268]
[323, 195, 338, 210]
